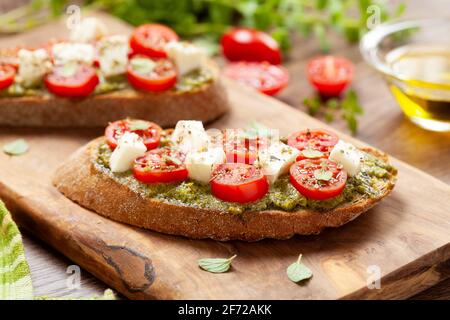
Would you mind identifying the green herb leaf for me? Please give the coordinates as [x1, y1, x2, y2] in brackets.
[301, 149, 324, 159]
[287, 254, 312, 283]
[313, 169, 333, 181]
[130, 57, 156, 74]
[326, 98, 339, 109]
[303, 97, 321, 115]
[129, 120, 150, 131]
[60, 62, 77, 78]
[162, 155, 182, 166]
[198, 254, 237, 273]
[325, 112, 334, 123]
[3, 139, 29, 156]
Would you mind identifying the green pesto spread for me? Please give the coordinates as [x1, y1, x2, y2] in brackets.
[0, 67, 213, 97]
[95, 142, 396, 214]
[0, 83, 43, 97]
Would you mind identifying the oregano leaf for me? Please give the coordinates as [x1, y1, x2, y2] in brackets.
[287, 254, 313, 283]
[313, 169, 333, 181]
[3, 139, 29, 156]
[198, 254, 236, 273]
[301, 149, 324, 159]
[129, 120, 150, 131]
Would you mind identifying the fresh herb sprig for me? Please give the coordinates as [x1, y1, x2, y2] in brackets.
[303, 90, 364, 135]
[0, 0, 405, 53]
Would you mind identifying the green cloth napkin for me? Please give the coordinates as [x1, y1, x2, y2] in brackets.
[0, 200, 33, 300]
[0, 200, 115, 300]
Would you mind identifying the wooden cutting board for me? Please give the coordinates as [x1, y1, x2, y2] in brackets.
[1, 13, 449, 300]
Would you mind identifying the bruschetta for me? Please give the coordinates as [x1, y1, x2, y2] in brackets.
[53, 119, 397, 241]
[0, 20, 229, 127]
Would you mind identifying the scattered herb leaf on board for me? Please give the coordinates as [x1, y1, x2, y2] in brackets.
[287, 254, 313, 283]
[198, 254, 237, 273]
[3, 139, 29, 156]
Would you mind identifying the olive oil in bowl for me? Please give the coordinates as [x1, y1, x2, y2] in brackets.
[386, 45, 450, 131]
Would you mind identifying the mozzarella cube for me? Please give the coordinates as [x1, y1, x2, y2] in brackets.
[52, 43, 95, 66]
[166, 41, 206, 75]
[171, 120, 210, 154]
[70, 17, 107, 43]
[109, 132, 147, 173]
[97, 35, 129, 77]
[329, 140, 362, 176]
[185, 148, 226, 184]
[257, 143, 300, 184]
[16, 49, 52, 88]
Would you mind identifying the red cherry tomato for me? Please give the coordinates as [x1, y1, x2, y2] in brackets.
[127, 57, 177, 92]
[211, 163, 269, 203]
[0, 65, 16, 90]
[223, 62, 288, 96]
[44, 64, 99, 97]
[133, 148, 188, 184]
[223, 131, 268, 164]
[221, 28, 282, 64]
[129, 24, 179, 58]
[287, 129, 339, 161]
[105, 119, 162, 150]
[307, 56, 354, 97]
[290, 159, 347, 200]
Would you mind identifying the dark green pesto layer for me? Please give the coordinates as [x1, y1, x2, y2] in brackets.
[0, 68, 213, 97]
[95, 142, 396, 214]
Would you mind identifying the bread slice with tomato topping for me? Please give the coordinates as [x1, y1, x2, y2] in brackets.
[53, 133, 397, 241]
[0, 62, 229, 128]
[0, 22, 229, 128]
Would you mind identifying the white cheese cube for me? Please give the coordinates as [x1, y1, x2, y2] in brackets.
[257, 142, 300, 184]
[70, 17, 107, 43]
[109, 132, 147, 173]
[166, 41, 206, 76]
[329, 140, 362, 176]
[171, 120, 210, 154]
[97, 35, 129, 77]
[185, 148, 226, 184]
[16, 49, 52, 88]
[52, 43, 95, 66]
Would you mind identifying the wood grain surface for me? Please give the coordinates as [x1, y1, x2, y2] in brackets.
[0, 1, 449, 299]
[1, 77, 450, 299]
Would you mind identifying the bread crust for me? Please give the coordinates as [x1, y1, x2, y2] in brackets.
[0, 66, 229, 128]
[53, 138, 397, 241]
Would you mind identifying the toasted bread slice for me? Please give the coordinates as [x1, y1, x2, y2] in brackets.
[0, 64, 229, 128]
[53, 138, 397, 241]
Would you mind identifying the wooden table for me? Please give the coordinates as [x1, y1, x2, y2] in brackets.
[1, 0, 449, 299]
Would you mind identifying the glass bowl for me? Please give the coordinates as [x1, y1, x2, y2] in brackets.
[360, 18, 450, 132]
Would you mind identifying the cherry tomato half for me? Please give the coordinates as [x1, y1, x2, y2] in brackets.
[133, 148, 188, 184]
[290, 159, 347, 200]
[129, 24, 179, 58]
[105, 119, 162, 150]
[44, 64, 99, 97]
[223, 62, 288, 96]
[221, 28, 282, 65]
[210, 163, 269, 203]
[127, 57, 177, 92]
[287, 129, 339, 161]
[307, 56, 354, 97]
[0, 65, 16, 90]
[223, 131, 268, 164]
